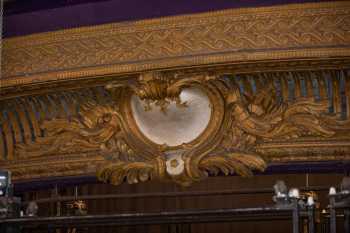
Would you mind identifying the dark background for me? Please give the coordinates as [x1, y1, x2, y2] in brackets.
[3, 0, 330, 37]
[19, 173, 346, 233]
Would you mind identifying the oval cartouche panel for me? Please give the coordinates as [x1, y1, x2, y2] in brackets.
[130, 88, 212, 147]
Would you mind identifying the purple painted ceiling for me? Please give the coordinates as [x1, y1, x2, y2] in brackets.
[4, 0, 328, 38]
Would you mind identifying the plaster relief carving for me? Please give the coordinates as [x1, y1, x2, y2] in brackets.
[3, 70, 350, 185]
[15, 103, 130, 158]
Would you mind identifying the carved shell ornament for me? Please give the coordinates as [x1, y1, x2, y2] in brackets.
[15, 72, 341, 186]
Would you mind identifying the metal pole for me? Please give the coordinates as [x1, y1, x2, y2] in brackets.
[345, 209, 350, 233]
[329, 196, 336, 233]
[292, 198, 300, 233]
[308, 205, 315, 233]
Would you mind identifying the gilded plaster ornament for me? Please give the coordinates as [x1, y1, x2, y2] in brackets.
[6, 71, 350, 186]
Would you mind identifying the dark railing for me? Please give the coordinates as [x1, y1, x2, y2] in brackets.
[1, 201, 310, 233]
[21, 185, 330, 205]
[4, 184, 350, 233]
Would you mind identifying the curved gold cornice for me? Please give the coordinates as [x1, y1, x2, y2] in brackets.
[2, 1, 350, 88]
[1, 70, 350, 185]
[1, 1, 350, 185]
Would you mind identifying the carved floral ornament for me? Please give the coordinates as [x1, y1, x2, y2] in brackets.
[12, 72, 350, 186]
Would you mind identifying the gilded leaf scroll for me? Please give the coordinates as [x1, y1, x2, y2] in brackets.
[15, 102, 132, 158]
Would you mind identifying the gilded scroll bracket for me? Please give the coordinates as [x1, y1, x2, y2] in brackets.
[2, 70, 349, 186]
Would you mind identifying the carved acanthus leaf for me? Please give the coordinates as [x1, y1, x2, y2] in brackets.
[199, 153, 266, 177]
[15, 102, 131, 158]
[97, 158, 166, 185]
[106, 72, 214, 112]
[224, 84, 335, 152]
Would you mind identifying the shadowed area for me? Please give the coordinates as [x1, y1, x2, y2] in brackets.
[3, 0, 328, 37]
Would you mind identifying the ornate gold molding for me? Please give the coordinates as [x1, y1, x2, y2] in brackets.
[1, 59, 350, 100]
[2, 1, 350, 88]
[1, 70, 349, 186]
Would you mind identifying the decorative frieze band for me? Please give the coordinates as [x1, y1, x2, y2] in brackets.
[2, 1, 350, 87]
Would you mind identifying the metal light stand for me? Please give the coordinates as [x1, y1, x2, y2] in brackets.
[291, 197, 300, 233]
[327, 177, 350, 233]
[329, 191, 350, 233]
[307, 204, 315, 233]
[0, 171, 21, 233]
[272, 180, 317, 233]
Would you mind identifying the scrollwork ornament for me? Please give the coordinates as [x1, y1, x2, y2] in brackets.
[12, 71, 349, 186]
